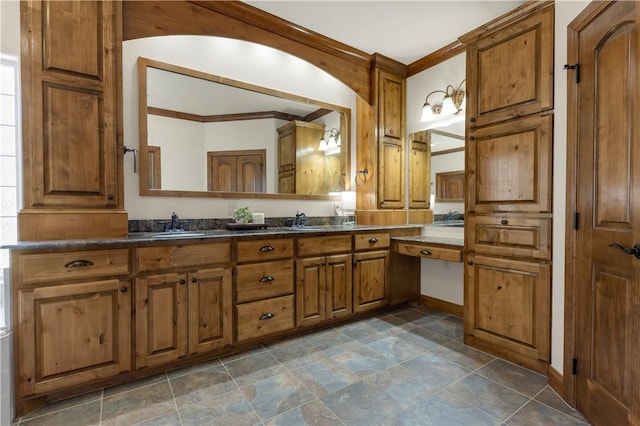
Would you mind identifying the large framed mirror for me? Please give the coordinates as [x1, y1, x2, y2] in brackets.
[137, 57, 351, 199]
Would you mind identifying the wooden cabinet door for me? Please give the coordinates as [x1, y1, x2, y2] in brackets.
[135, 273, 188, 368]
[187, 268, 232, 355]
[409, 137, 430, 209]
[353, 250, 389, 313]
[277, 125, 295, 171]
[278, 170, 295, 194]
[17, 279, 131, 397]
[377, 70, 405, 209]
[296, 257, 326, 327]
[466, 114, 552, 213]
[21, 0, 121, 209]
[464, 4, 553, 128]
[325, 254, 352, 319]
[464, 254, 550, 373]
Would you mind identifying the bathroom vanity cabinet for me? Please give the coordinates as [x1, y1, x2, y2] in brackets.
[134, 243, 233, 368]
[14, 249, 132, 399]
[235, 237, 296, 342]
[10, 226, 420, 415]
[296, 235, 353, 326]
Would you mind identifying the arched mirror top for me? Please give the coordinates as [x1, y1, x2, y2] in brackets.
[126, 36, 354, 200]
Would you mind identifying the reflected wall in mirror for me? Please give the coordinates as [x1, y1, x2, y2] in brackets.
[138, 57, 351, 199]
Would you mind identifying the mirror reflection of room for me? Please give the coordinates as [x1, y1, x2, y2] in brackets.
[138, 55, 350, 197]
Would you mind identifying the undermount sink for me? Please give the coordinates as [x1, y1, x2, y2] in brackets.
[431, 220, 465, 228]
[149, 231, 207, 238]
[126, 231, 209, 239]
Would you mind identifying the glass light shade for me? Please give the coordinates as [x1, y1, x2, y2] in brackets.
[318, 139, 328, 151]
[459, 93, 466, 110]
[441, 95, 457, 115]
[420, 103, 436, 122]
[327, 135, 338, 149]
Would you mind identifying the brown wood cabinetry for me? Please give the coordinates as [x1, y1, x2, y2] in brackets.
[234, 238, 296, 342]
[466, 114, 553, 214]
[135, 268, 232, 368]
[376, 70, 405, 209]
[356, 56, 422, 225]
[460, 1, 553, 374]
[395, 241, 462, 263]
[135, 243, 232, 368]
[353, 233, 390, 313]
[19, 0, 127, 240]
[296, 236, 352, 326]
[465, 254, 550, 371]
[277, 121, 326, 194]
[464, 4, 553, 128]
[14, 249, 131, 401]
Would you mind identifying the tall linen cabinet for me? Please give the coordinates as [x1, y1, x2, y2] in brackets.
[460, 1, 554, 374]
[19, 0, 127, 240]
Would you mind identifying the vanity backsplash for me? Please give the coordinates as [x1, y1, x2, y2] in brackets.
[128, 215, 355, 233]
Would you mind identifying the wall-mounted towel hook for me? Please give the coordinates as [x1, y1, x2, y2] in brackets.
[123, 146, 138, 173]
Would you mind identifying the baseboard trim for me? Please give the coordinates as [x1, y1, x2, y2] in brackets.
[548, 366, 563, 397]
[420, 295, 463, 318]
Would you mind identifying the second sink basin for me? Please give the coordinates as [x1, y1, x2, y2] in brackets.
[150, 231, 206, 238]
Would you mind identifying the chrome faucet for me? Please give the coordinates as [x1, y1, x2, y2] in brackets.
[166, 212, 182, 231]
[446, 210, 461, 222]
[294, 211, 307, 227]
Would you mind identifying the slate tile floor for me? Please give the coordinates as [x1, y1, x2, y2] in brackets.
[14, 306, 590, 426]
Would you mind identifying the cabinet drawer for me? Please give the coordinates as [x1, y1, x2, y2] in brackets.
[395, 242, 462, 262]
[235, 295, 295, 342]
[237, 238, 293, 262]
[297, 235, 351, 256]
[136, 242, 230, 273]
[18, 249, 130, 285]
[236, 260, 294, 303]
[467, 216, 551, 260]
[354, 233, 390, 251]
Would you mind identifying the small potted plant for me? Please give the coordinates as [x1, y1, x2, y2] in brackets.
[232, 206, 253, 224]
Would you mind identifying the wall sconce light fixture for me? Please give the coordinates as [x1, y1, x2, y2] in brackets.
[318, 128, 341, 152]
[420, 79, 466, 123]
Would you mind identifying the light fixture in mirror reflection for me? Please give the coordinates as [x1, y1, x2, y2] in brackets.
[137, 57, 351, 199]
[318, 128, 341, 155]
[420, 80, 466, 130]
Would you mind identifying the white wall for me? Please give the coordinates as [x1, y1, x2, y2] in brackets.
[0, 1, 19, 58]
[123, 36, 357, 219]
[551, 0, 591, 375]
[148, 115, 204, 191]
[407, 55, 466, 306]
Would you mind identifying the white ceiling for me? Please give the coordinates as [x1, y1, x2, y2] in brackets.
[245, 1, 525, 64]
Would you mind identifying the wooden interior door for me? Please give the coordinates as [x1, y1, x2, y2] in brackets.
[572, 2, 640, 424]
[208, 150, 265, 192]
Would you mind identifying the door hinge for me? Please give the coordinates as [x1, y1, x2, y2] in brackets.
[572, 358, 578, 375]
[564, 64, 580, 84]
[573, 212, 580, 230]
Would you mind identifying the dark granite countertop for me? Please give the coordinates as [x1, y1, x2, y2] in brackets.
[3, 224, 424, 251]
